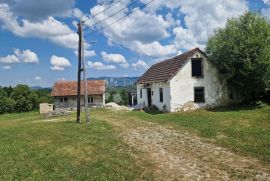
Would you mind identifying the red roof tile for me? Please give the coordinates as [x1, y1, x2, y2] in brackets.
[51, 80, 105, 97]
[137, 48, 206, 84]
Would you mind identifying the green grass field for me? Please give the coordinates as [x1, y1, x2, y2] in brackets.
[0, 105, 269, 180]
[0, 112, 154, 180]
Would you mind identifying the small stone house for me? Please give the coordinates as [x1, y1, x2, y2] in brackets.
[137, 48, 229, 112]
[51, 80, 105, 109]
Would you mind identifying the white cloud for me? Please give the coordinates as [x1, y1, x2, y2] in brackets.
[3, 0, 75, 22]
[72, 8, 84, 19]
[120, 63, 129, 68]
[50, 55, 71, 71]
[263, 0, 270, 5]
[2, 65, 11, 70]
[130, 41, 177, 57]
[87, 61, 116, 70]
[0, 49, 39, 64]
[74, 50, 96, 57]
[142, 0, 248, 42]
[34, 76, 41, 80]
[84, 50, 96, 57]
[0, 3, 85, 50]
[0, 54, 20, 63]
[262, 8, 270, 18]
[14, 49, 39, 63]
[87, 0, 247, 58]
[101, 51, 126, 63]
[132, 60, 149, 70]
[173, 27, 201, 51]
[87, 2, 175, 57]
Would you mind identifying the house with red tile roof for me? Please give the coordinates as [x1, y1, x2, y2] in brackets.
[137, 48, 229, 112]
[51, 80, 106, 109]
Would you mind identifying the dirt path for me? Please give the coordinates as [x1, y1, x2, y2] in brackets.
[97, 112, 270, 180]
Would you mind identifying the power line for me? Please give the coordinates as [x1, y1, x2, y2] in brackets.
[85, 30, 157, 59]
[83, 0, 140, 31]
[81, 0, 122, 23]
[84, 0, 155, 37]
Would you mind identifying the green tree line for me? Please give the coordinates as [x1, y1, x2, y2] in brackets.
[0, 84, 53, 114]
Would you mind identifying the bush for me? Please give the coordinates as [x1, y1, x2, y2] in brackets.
[0, 85, 53, 114]
[206, 12, 270, 102]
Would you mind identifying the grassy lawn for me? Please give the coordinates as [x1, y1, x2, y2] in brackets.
[117, 104, 270, 163]
[0, 105, 269, 180]
[0, 112, 153, 180]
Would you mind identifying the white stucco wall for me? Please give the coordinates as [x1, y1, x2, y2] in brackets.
[169, 53, 229, 112]
[54, 94, 105, 109]
[137, 85, 147, 106]
[137, 82, 171, 111]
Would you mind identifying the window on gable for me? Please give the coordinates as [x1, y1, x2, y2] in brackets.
[191, 58, 203, 77]
[159, 88, 163, 103]
[88, 97, 94, 103]
[194, 87, 205, 103]
[140, 89, 142, 98]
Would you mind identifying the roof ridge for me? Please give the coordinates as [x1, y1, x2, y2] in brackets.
[137, 47, 204, 83]
[149, 47, 201, 67]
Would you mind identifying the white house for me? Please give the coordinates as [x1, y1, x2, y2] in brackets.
[51, 80, 106, 109]
[137, 48, 229, 112]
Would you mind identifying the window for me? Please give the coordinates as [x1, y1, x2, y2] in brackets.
[88, 97, 94, 103]
[194, 87, 205, 103]
[159, 88, 163, 102]
[140, 89, 142, 98]
[64, 98, 68, 102]
[191, 58, 203, 77]
[60, 98, 63, 103]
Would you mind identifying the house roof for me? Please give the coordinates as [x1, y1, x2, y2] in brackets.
[137, 48, 206, 84]
[51, 80, 106, 97]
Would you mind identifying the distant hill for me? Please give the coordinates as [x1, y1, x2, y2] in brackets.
[87, 76, 139, 88]
[31, 86, 51, 91]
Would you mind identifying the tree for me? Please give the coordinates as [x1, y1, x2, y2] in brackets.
[120, 89, 128, 105]
[3, 86, 13, 97]
[4, 97, 16, 113]
[0, 88, 7, 114]
[11, 84, 31, 100]
[113, 93, 123, 104]
[29, 92, 39, 110]
[10, 85, 32, 112]
[206, 12, 270, 102]
[14, 95, 32, 112]
[38, 96, 50, 104]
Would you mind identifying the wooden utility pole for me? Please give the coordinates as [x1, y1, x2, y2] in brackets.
[76, 21, 83, 123]
[81, 31, 90, 124]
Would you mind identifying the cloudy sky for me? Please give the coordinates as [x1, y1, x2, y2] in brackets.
[0, 0, 269, 87]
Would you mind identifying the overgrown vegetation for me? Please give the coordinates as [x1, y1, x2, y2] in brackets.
[206, 12, 270, 103]
[0, 84, 53, 114]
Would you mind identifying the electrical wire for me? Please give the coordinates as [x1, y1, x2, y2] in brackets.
[81, 0, 122, 23]
[83, 0, 140, 30]
[84, 0, 155, 37]
[85, 30, 157, 59]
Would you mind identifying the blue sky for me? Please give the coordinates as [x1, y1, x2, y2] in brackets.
[0, 0, 269, 87]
